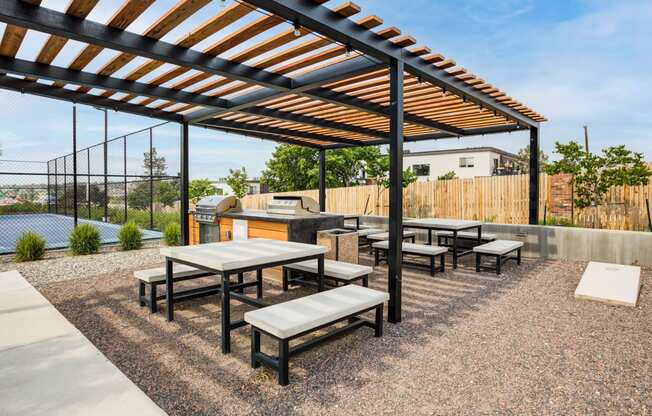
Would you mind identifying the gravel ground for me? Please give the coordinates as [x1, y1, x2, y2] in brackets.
[34, 254, 651, 416]
[0, 243, 162, 286]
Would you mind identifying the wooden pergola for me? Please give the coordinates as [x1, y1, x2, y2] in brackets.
[0, 0, 545, 323]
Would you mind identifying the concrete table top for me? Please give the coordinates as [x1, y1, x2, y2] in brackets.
[403, 218, 482, 230]
[574, 261, 641, 307]
[160, 238, 327, 272]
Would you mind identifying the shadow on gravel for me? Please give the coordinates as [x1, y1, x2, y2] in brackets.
[39, 253, 551, 416]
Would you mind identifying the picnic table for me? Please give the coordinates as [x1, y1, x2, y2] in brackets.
[403, 218, 482, 268]
[160, 239, 327, 354]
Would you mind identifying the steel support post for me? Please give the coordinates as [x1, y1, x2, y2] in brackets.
[387, 58, 404, 324]
[180, 123, 190, 245]
[149, 128, 154, 230]
[72, 105, 78, 227]
[529, 126, 540, 225]
[103, 109, 108, 222]
[123, 136, 127, 222]
[318, 149, 326, 212]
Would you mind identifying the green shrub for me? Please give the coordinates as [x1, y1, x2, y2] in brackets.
[69, 224, 101, 255]
[14, 232, 46, 262]
[163, 223, 181, 246]
[118, 221, 143, 251]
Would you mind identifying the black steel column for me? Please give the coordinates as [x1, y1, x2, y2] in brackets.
[123, 136, 127, 222]
[72, 105, 78, 226]
[54, 158, 58, 214]
[180, 122, 190, 245]
[87, 148, 91, 219]
[46, 161, 51, 213]
[387, 58, 404, 324]
[528, 126, 540, 225]
[318, 149, 326, 211]
[149, 128, 154, 230]
[103, 109, 108, 222]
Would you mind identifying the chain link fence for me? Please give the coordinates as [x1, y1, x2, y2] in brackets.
[0, 122, 182, 253]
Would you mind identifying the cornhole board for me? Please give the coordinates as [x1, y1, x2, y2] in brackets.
[574, 261, 641, 307]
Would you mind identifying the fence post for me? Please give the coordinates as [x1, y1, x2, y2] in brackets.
[54, 158, 58, 214]
[63, 155, 67, 217]
[87, 148, 91, 219]
[72, 105, 78, 227]
[103, 109, 108, 222]
[149, 128, 154, 230]
[123, 136, 127, 223]
[46, 161, 51, 214]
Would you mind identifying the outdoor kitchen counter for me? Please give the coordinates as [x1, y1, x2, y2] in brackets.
[218, 210, 344, 244]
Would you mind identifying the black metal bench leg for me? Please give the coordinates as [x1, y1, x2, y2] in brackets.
[256, 269, 263, 299]
[517, 248, 522, 265]
[282, 267, 289, 291]
[375, 304, 384, 337]
[278, 339, 289, 386]
[374, 248, 379, 266]
[251, 328, 261, 369]
[475, 253, 481, 272]
[440, 253, 445, 272]
[237, 272, 244, 294]
[496, 255, 502, 275]
[150, 283, 158, 313]
[362, 275, 369, 287]
[138, 282, 145, 307]
[221, 273, 231, 354]
[429, 255, 435, 277]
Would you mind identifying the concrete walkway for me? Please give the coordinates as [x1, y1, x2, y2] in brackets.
[0, 270, 167, 416]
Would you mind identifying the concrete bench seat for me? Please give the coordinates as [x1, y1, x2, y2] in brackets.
[356, 227, 385, 237]
[245, 285, 388, 385]
[135, 265, 217, 313]
[366, 231, 416, 242]
[282, 259, 373, 289]
[436, 230, 496, 240]
[473, 240, 523, 275]
[372, 241, 447, 276]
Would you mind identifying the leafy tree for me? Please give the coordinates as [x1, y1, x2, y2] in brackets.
[127, 182, 150, 210]
[226, 167, 250, 198]
[517, 144, 549, 172]
[189, 179, 218, 200]
[88, 184, 107, 207]
[155, 181, 179, 207]
[143, 147, 167, 176]
[365, 155, 418, 214]
[261, 145, 381, 192]
[437, 171, 457, 180]
[547, 141, 651, 227]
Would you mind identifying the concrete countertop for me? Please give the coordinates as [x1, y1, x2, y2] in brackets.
[220, 209, 343, 224]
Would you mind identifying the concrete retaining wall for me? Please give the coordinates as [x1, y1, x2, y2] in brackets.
[357, 216, 652, 267]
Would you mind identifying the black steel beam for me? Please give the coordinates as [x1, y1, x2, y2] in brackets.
[0, 75, 182, 122]
[387, 58, 403, 324]
[319, 149, 326, 211]
[529, 126, 540, 225]
[180, 123, 190, 245]
[198, 118, 363, 146]
[244, 0, 539, 128]
[0, 56, 230, 110]
[0, 1, 292, 90]
[200, 124, 324, 149]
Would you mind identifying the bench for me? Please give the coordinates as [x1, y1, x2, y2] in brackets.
[245, 285, 388, 385]
[366, 231, 416, 243]
[282, 259, 373, 290]
[135, 265, 218, 313]
[372, 241, 447, 276]
[437, 231, 496, 249]
[354, 227, 386, 248]
[473, 240, 523, 275]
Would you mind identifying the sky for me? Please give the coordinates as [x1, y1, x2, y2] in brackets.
[0, 0, 650, 180]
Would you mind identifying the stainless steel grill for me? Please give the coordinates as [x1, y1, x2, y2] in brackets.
[193, 195, 242, 224]
[266, 196, 320, 216]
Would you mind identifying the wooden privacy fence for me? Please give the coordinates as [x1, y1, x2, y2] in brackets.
[241, 174, 652, 231]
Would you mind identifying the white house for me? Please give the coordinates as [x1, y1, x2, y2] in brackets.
[212, 177, 268, 196]
[404, 147, 523, 180]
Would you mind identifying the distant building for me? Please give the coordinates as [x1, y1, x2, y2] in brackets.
[404, 147, 524, 180]
[212, 177, 268, 196]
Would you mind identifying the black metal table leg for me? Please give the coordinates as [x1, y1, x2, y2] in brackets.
[477, 225, 482, 247]
[237, 272, 244, 294]
[165, 258, 174, 322]
[251, 328, 260, 369]
[221, 272, 231, 354]
[256, 269, 263, 299]
[317, 254, 324, 292]
[278, 339, 290, 386]
[428, 229, 432, 245]
[452, 230, 459, 269]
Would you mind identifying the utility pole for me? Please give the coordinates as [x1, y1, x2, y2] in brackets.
[583, 125, 589, 154]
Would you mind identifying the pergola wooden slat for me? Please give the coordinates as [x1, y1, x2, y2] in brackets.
[0, 0, 546, 324]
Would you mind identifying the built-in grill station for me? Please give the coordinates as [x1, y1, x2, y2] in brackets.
[190, 195, 343, 245]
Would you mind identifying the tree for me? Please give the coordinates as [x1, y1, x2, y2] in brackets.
[189, 179, 218, 201]
[261, 144, 381, 192]
[546, 141, 651, 227]
[88, 184, 107, 207]
[437, 171, 456, 180]
[127, 182, 150, 210]
[517, 144, 549, 172]
[155, 181, 179, 207]
[365, 154, 418, 214]
[226, 167, 249, 198]
[143, 147, 167, 176]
